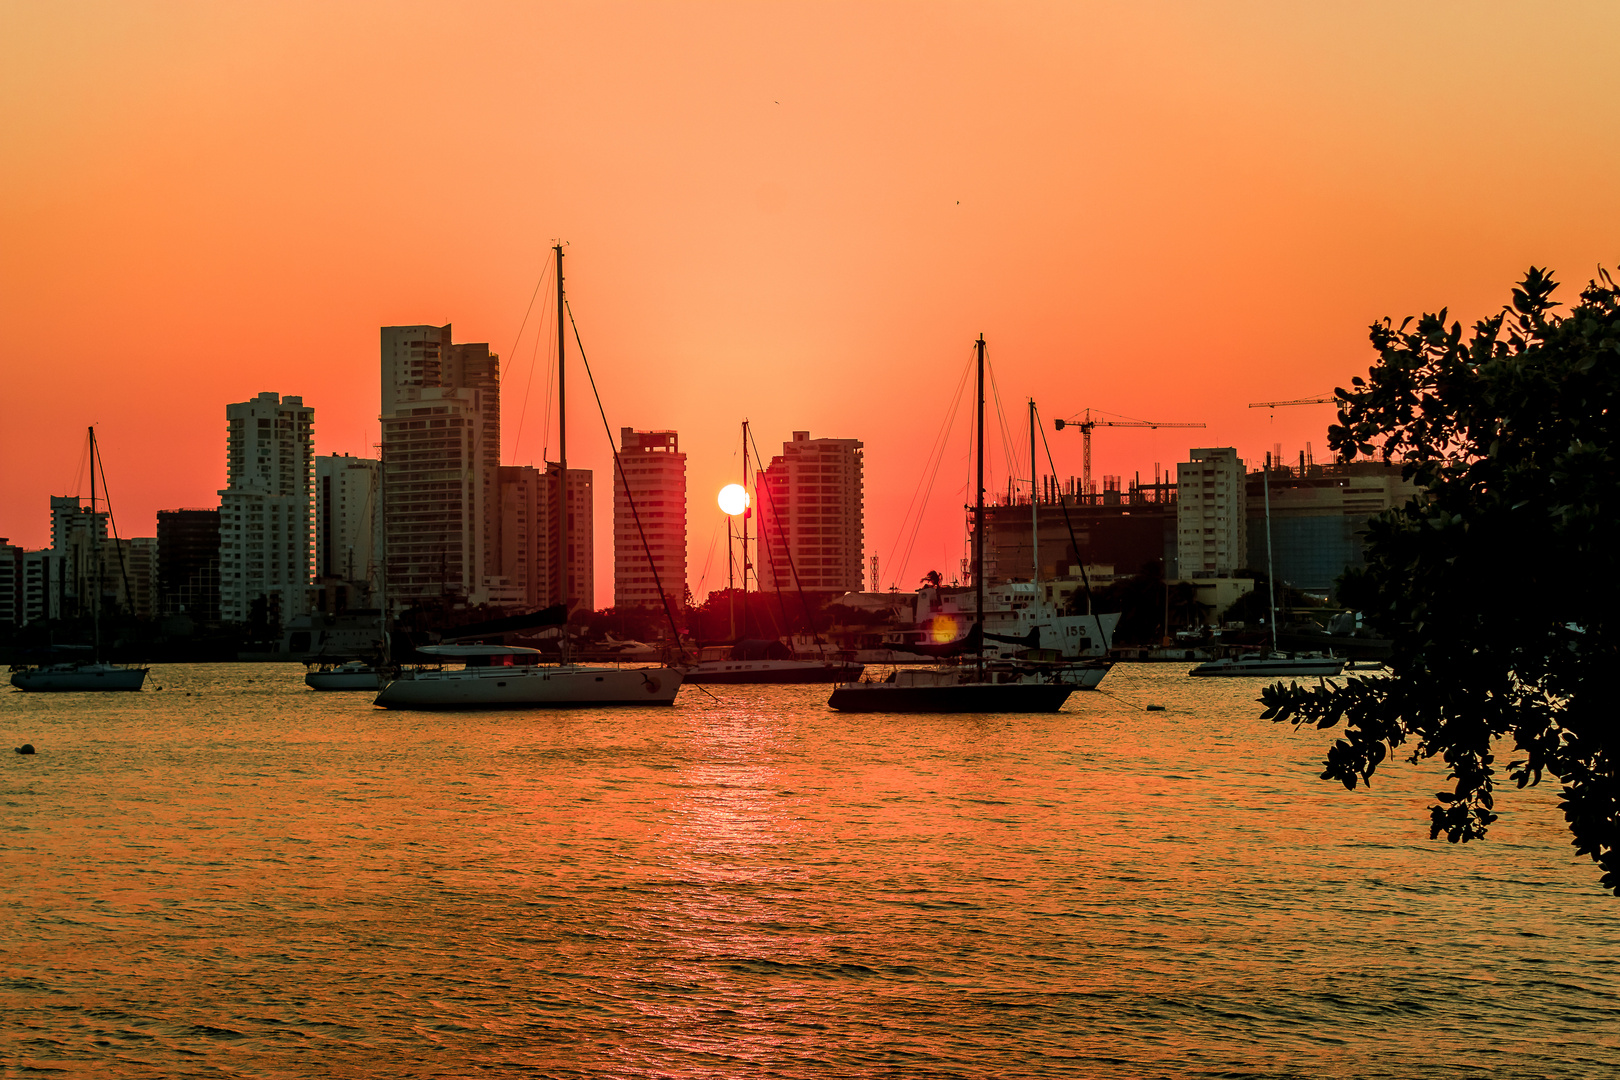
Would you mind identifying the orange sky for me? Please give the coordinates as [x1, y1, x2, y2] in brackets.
[4, 1, 1618, 603]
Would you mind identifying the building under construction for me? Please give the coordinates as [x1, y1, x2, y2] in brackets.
[975, 454, 1417, 600]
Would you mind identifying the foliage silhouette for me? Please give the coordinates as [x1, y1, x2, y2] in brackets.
[1260, 267, 1620, 893]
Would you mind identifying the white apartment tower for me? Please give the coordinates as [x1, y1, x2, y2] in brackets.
[613, 428, 686, 610]
[756, 431, 865, 594]
[378, 325, 501, 610]
[1176, 447, 1248, 577]
[316, 454, 384, 602]
[218, 392, 315, 623]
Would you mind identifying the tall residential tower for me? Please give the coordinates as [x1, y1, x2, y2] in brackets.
[1176, 447, 1247, 578]
[756, 431, 864, 594]
[378, 326, 501, 610]
[218, 392, 315, 623]
[613, 428, 686, 610]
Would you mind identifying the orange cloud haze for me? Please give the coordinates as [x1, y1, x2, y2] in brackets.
[3, 1, 1617, 600]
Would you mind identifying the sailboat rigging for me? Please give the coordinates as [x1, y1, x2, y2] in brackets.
[372, 245, 685, 709]
[1188, 458, 1344, 677]
[678, 420, 864, 685]
[10, 428, 149, 692]
[827, 336, 1080, 712]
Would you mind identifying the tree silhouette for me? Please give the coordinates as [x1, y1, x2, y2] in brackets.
[1262, 268, 1620, 893]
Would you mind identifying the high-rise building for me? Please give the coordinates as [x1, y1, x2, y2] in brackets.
[0, 540, 20, 626]
[1245, 458, 1420, 596]
[613, 428, 686, 610]
[495, 463, 595, 612]
[546, 463, 594, 612]
[157, 509, 221, 621]
[315, 455, 384, 603]
[756, 431, 865, 594]
[19, 549, 64, 625]
[1176, 447, 1247, 577]
[497, 465, 546, 608]
[112, 537, 158, 619]
[47, 495, 107, 618]
[378, 326, 501, 611]
[218, 392, 315, 624]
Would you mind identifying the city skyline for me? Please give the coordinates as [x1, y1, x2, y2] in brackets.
[4, 3, 1618, 603]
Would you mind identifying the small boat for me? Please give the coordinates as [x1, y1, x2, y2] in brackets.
[305, 660, 389, 691]
[373, 645, 681, 709]
[829, 664, 1073, 713]
[11, 428, 148, 693]
[695, 420, 867, 686]
[1188, 652, 1344, 677]
[11, 651, 148, 692]
[1185, 461, 1344, 680]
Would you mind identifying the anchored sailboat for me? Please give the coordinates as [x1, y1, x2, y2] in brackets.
[680, 420, 863, 685]
[828, 337, 1078, 712]
[1189, 460, 1344, 677]
[373, 244, 684, 709]
[10, 428, 149, 692]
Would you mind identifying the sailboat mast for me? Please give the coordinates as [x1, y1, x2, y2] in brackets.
[1029, 399, 1039, 595]
[741, 420, 750, 638]
[555, 243, 568, 661]
[1264, 458, 1277, 654]
[975, 335, 986, 675]
[89, 426, 100, 664]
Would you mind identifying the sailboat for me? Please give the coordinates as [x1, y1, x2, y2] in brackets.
[827, 337, 1078, 713]
[1188, 460, 1345, 678]
[10, 428, 149, 692]
[679, 420, 864, 685]
[373, 244, 684, 709]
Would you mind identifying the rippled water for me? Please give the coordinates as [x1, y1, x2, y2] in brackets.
[3, 663, 1617, 1077]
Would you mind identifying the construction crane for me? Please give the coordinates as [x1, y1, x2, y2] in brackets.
[1053, 409, 1206, 496]
[1248, 395, 1336, 409]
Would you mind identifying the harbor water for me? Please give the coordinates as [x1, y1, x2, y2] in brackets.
[3, 663, 1616, 1077]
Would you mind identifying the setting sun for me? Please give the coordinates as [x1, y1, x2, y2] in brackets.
[718, 483, 749, 517]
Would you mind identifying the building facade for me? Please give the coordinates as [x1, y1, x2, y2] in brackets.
[218, 392, 315, 624]
[316, 454, 384, 603]
[378, 326, 501, 611]
[157, 509, 221, 621]
[546, 463, 594, 612]
[1176, 447, 1247, 578]
[613, 428, 686, 610]
[1246, 459, 1420, 596]
[0, 540, 19, 626]
[497, 465, 546, 608]
[756, 431, 865, 594]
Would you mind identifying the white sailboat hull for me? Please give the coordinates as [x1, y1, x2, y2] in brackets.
[1188, 656, 1344, 677]
[374, 664, 682, 710]
[10, 664, 149, 692]
[306, 666, 388, 691]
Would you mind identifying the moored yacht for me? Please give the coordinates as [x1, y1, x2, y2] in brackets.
[11, 651, 148, 692]
[828, 339, 1083, 713]
[11, 428, 148, 694]
[828, 664, 1072, 713]
[1188, 461, 1344, 679]
[372, 244, 683, 710]
[1188, 652, 1344, 677]
[306, 660, 390, 690]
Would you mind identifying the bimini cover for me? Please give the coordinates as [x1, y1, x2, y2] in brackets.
[415, 644, 544, 658]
